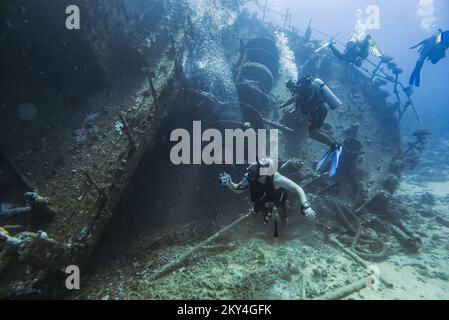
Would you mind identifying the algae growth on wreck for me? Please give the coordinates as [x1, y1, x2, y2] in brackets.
[0, 0, 448, 302]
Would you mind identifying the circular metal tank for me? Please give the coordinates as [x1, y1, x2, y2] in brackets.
[238, 62, 274, 93]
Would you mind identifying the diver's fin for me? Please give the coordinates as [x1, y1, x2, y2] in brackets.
[369, 45, 384, 57]
[409, 68, 421, 87]
[329, 145, 343, 177]
[368, 38, 384, 57]
[316, 150, 331, 171]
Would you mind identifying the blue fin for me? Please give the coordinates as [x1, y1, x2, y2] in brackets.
[329, 146, 343, 177]
[409, 68, 421, 87]
[316, 150, 331, 171]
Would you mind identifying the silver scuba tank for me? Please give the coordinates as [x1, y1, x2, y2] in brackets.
[314, 78, 343, 110]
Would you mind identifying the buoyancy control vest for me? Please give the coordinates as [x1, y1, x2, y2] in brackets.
[250, 175, 287, 212]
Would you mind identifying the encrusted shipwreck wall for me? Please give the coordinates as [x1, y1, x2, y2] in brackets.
[0, 0, 188, 298]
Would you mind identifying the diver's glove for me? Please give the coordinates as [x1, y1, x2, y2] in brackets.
[302, 201, 317, 222]
[219, 173, 232, 187]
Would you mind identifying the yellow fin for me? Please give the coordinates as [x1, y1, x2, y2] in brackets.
[0, 227, 10, 237]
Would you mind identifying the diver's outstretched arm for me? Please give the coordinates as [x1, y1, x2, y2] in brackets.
[280, 94, 299, 109]
[273, 174, 316, 221]
[274, 174, 307, 204]
[410, 40, 425, 50]
[329, 44, 345, 61]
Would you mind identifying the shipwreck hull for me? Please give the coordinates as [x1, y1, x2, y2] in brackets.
[0, 0, 188, 297]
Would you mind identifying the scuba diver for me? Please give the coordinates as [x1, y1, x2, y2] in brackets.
[409, 29, 449, 87]
[219, 158, 316, 236]
[279, 76, 343, 177]
[326, 35, 383, 67]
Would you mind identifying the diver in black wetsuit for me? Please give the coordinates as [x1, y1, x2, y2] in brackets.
[409, 29, 449, 87]
[279, 76, 343, 177]
[328, 35, 373, 67]
[220, 158, 316, 236]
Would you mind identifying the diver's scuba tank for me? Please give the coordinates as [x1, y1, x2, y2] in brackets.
[314, 78, 343, 110]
